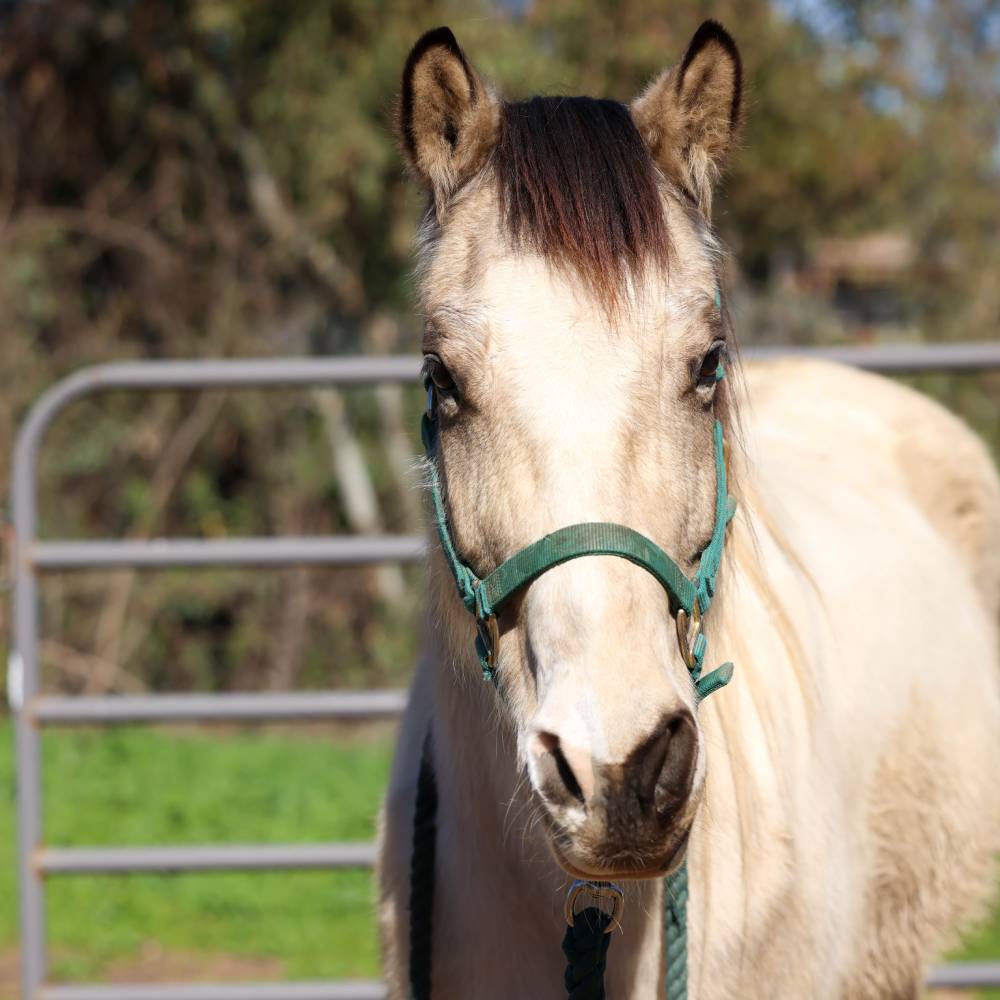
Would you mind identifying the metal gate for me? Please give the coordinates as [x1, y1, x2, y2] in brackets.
[8, 344, 1000, 999]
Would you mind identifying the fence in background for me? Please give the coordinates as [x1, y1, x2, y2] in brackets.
[8, 343, 1000, 999]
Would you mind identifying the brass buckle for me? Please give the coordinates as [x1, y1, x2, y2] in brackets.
[564, 880, 624, 933]
[476, 614, 500, 666]
[676, 598, 701, 669]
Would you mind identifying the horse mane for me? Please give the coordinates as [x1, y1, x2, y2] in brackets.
[494, 96, 671, 313]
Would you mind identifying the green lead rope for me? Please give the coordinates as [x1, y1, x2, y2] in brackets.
[665, 862, 690, 999]
[415, 380, 737, 999]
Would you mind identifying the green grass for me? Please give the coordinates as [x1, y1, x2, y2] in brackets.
[1, 719, 999, 991]
[953, 916, 1000, 1000]
[0, 720, 393, 982]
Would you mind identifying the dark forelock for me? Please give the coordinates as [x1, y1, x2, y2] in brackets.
[494, 96, 671, 310]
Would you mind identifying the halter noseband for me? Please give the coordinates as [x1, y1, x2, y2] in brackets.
[421, 376, 737, 700]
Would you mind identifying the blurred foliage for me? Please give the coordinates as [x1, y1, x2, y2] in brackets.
[0, 0, 997, 697]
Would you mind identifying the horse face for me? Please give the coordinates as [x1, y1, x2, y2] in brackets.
[402, 25, 741, 879]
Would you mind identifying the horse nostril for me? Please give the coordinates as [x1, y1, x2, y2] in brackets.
[652, 710, 698, 824]
[626, 710, 698, 824]
[532, 731, 587, 806]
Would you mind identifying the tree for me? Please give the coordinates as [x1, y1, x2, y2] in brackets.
[0, 0, 996, 697]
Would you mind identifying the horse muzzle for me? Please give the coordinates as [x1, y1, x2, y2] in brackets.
[528, 707, 700, 879]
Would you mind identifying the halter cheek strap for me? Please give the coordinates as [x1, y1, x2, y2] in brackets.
[421, 391, 736, 700]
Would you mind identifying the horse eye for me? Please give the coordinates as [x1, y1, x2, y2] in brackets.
[424, 355, 457, 394]
[696, 343, 726, 385]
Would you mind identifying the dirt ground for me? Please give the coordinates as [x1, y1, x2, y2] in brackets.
[0, 948, 978, 999]
[0, 945, 284, 999]
[0, 952, 16, 1000]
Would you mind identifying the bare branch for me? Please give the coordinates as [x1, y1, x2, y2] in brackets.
[237, 130, 363, 313]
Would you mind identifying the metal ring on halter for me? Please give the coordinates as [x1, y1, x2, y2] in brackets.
[676, 598, 701, 669]
[563, 880, 625, 933]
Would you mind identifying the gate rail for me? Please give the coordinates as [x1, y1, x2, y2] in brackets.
[9, 343, 1000, 999]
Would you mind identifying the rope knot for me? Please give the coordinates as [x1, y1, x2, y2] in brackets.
[455, 566, 478, 614]
[473, 582, 493, 622]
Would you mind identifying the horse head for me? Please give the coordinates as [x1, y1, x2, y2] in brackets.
[401, 21, 742, 881]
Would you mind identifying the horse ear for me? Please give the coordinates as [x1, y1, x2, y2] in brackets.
[399, 27, 501, 208]
[630, 21, 742, 216]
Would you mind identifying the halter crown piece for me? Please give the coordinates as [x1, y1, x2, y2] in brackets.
[414, 346, 737, 1000]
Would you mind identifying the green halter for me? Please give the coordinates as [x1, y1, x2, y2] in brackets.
[413, 364, 737, 1000]
[420, 379, 737, 699]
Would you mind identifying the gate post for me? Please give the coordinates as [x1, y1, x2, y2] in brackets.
[11, 399, 47, 1000]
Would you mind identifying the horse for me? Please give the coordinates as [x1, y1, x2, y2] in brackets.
[376, 21, 1000, 999]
